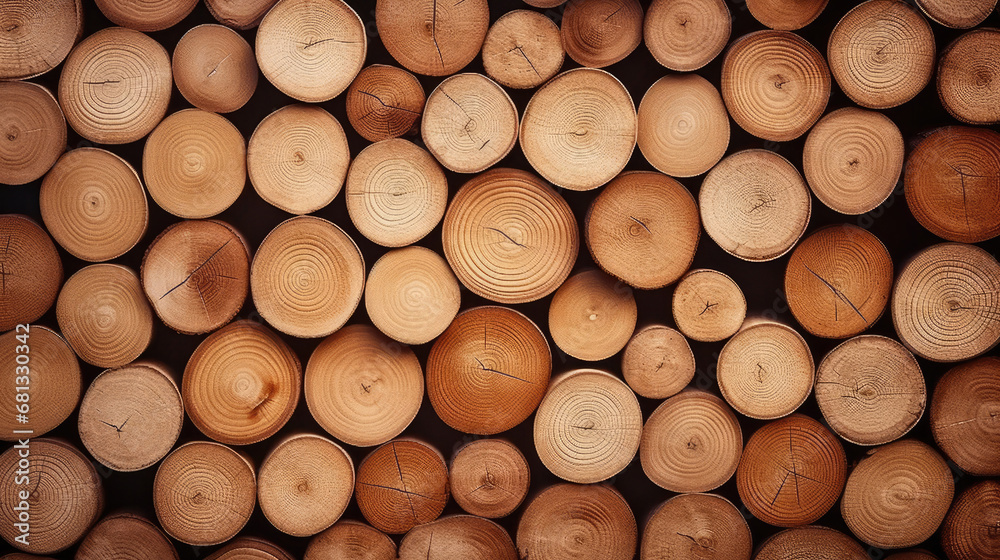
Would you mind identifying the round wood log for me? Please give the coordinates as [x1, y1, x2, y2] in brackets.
[621, 325, 695, 399]
[305, 324, 423, 447]
[891, 243, 1000, 362]
[255, 0, 366, 102]
[534, 369, 642, 483]
[355, 439, 449, 535]
[251, 216, 365, 338]
[183, 320, 300, 445]
[914, 0, 996, 28]
[637, 74, 729, 178]
[931, 356, 1000, 475]
[737, 414, 847, 527]
[305, 521, 397, 560]
[941, 480, 1000, 560]
[205, 0, 279, 29]
[517, 483, 637, 560]
[815, 335, 925, 446]
[205, 537, 295, 560]
[520, 68, 636, 191]
[938, 28, 1000, 125]
[143, 109, 245, 219]
[827, 0, 935, 109]
[644, 0, 730, 72]
[905, 126, 1000, 243]
[364, 246, 461, 345]
[561, 0, 643, 68]
[803, 107, 905, 215]
[0, 326, 79, 441]
[78, 361, 184, 472]
[39, 148, 148, 262]
[345, 139, 447, 247]
[755, 526, 868, 560]
[671, 269, 746, 342]
[548, 269, 637, 361]
[93, 0, 196, 31]
[344, 64, 425, 142]
[450, 439, 530, 519]
[717, 321, 814, 420]
[585, 171, 700, 289]
[56, 264, 153, 368]
[58, 27, 171, 144]
[640, 391, 743, 493]
[0, 439, 103, 555]
[427, 306, 551, 434]
[641, 493, 751, 560]
[248, 104, 350, 216]
[258, 434, 354, 537]
[481, 10, 564, 89]
[376, 0, 488, 76]
[841, 439, 954, 549]
[75, 513, 178, 560]
[721, 30, 830, 141]
[0, 82, 66, 186]
[421, 73, 518, 174]
[441, 168, 578, 304]
[141, 220, 250, 335]
[699, 149, 812, 262]
[399, 515, 517, 560]
[0, 0, 82, 80]
[784, 224, 892, 339]
[746, 0, 828, 30]
[0, 215, 62, 331]
[172, 24, 258, 114]
[153, 441, 255, 546]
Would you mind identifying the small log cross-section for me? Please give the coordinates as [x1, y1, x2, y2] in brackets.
[255, 0, 366, 102]
[548, 269, 637, 361]
[354, 439, 450, 535]
[0, 0, 83, 80]
[305, 324, 424, 447]
[827, 0, 935, 109]
[671, 269, 747, 342]
[375, 0, 489, 76]
[93, 0, 197, 31]
[421, 73, 519, 174]
[914, 0, 997, 28]
[58, 27, 172, 144]
[941, 480, 1000, 560]
[641, 493, 752, 560]
[930, 356, 1000, 475]
[561, 0, 643, 68]
[345, 64, 425, 142]
[205, 537, 295, 560]
[585, 171, 701, 289]
[481, 10, 564, 89]
[640, 390, 743, 493]
[517, 483, 637, 560]
[803, 107, 905, 215]
[398, 515, 518, 560]
[644, 0, 731, 72]
[534, 369, 642, 483]
[75, 513, 179, 560]
[621, 324, 696, 399]
[840, 439, 954, 549]
[427, 306, 551, 435]
[815, 335, 926, 446]
[141, 219, 251, 335]
[746, 0, 828, 30]
[0, 326, 80, 441]
[0, 82, 66, 186]
[737, 414, 847, 527]
[248, 104, 350, 216]
[184, 320, 301, 445]
[721, 30, 830, 142]
[78, 361, 184, 472]
[204, 0, 279, 30]
[143, 109, 246, 219]
[938, 28, 1000, 125]
[304, 521, 397, 560]
[450, 439, 531, 519]
[0, 215, 62, 331]
[755, 526, 869, 560]
[172, 24, 259, 114]
[153, 441, 256, 546]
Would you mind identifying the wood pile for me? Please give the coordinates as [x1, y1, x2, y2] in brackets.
[2, 0, 1000, 559]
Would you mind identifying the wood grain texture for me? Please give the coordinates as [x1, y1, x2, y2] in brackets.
[398, 515, 517, 560]
[755, 526, 868, 560]
[75, 513, 179, 560]
[304, 520, 396, 560]
[450, 439, 530, 519]
[0, 0, 82, 80]
[0, 215, 62, 331]
[938, 28, 1000, 125]
[354, 439, 449, 534]
[914, 0, 996, 28]
[517, 483, 636, 560]
[931, 356, 1000, 475]
[344, 64, 425, 142]
[93, 0, 197, 31]
[376, 0, 488, 76]
[205, 0, 279, 29]
[561, 0, 643, 68]
[621, 324, 695, 399]
[641, 493, 751, 560]
[548, 269, 637, 361]
[644, 0, 730, 71]
[0, 326, 79, 441]
[0, 82, 66, 186]
[172, 24, 258, 113]
[481, 10, 564, 89]
[671, 269, 747, 342]
[746, 0, 828, 30]
[941, 480, 1000, 560]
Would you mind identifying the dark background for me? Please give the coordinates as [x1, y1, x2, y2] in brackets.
[3, 0, 999, 558]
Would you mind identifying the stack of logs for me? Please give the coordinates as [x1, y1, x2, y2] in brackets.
[1, 0, 1000, 559]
